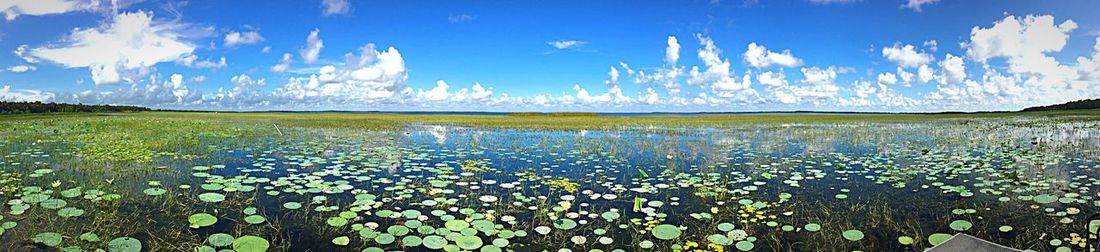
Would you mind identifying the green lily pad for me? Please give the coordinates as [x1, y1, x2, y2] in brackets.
[928, 233, 953, 246]
[188, 213, 218, 228]
[332, 236, 350, 246]
[949, 220, 972, 231]
[652, 224, 681, 240]
[33, 232, 63, 247]
[108, 237, 141, 252]
[207, 233, 234, 247]
[198, 192, 226, 203]
[232, 236, 269, 252]
[842, 229, 864, 241]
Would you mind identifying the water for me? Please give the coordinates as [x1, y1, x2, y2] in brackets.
[0, 117, 1097, 251]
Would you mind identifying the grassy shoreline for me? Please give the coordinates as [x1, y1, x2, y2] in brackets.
[5, 109, 1100, 131]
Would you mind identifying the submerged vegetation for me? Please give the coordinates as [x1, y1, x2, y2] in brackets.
[0, 111, 1099, 251]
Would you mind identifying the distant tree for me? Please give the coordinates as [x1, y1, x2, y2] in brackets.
[0, 101, 151, 114]
[1022, 99, 1100, 112]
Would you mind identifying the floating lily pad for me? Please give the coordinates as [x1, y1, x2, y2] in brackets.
[842, 229, 864, 241]
[244, 215, 266, 225]
[949, 220, 972, 231]
[332, 236, 350, 246]
[928, 233, 952, 246]
[188, 213, 218, 228]
[207, 233, 234, 247]
[652, 224, 681, 240]
[232, 236, 269, 252]
[108, 237, 141, 252]
[198, 192, 226, 203]
[33, 232, 63, 247]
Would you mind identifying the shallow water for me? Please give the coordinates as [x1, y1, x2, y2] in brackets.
[1, 117, 1098, 251]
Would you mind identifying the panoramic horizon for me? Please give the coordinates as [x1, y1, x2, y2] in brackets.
[2, 0, 1100, 112]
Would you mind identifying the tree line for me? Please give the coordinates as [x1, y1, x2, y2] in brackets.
[0, 101, 150, 114]
[1021, 98, 1100, 112]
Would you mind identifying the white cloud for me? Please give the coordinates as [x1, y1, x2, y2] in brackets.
[59, 72, 204, 106]
[5, 65, 36, 72]
[743, 42, 802, 68]
[927, 14, 1098, 110]
[14, 44, 38, 63]
[224, 31, 264, 47]
[938, 53, 966, 84]
[320, 0, 350, 16]
[261, 46, 272, 54]
[968, 15, 1076, 63]
[605, 66, 620, 87]
[0, 0, 131, 21]
[882, 43, 933, 68]
[419, 80, 451, 101]
[792, 66, 842, 100]
[548, 40, 587, 50]
[917, 64, 935, 83]
[690, 35, 754, 98]
[271, 53, 293, 73]
[210, 74, 268, 107]
[877, 72, 898, 85]
[923, 40, 938, 52]
[0, 85, 53, 102]
[415, 80, 496, 104]
[665, 36, 680, 65]
[757, 71, 788, 87]
[901, 0, 939, 12]
[300, 29, 324, 64]
[28, 11, 196, 85]
[275, 43, 408, 103]
[177, 54, 227, 69]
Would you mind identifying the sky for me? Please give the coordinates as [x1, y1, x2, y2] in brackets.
[1, 0, 1100, 112]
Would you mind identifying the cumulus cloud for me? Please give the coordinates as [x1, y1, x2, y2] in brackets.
[0, 85, 53, 101]
[271, 53, 293, 73]
[547, 40, 588, 50]
[937, 53, 966, 85]
[901, 0, 939, 12]
[665, 36, 680, 65]
[689, 35, 755, 98]
[928, 14, 1098, 110]
[211, 74, 268, 108]
[320, 0, 350, 16]
[882, 43, 933, 68]
[224, 31, 264, 47]
[274, 43, 408, 103]
[28, 11, 196, 85]
[300, 29, 324, 64]
[877, 72, 898, 85]
[55, 72, 204, 106]
[743, 42, 802, 68]
[605, 66, 620, 87]
[415, 80, 496, 104]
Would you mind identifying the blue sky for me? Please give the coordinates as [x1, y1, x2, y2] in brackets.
[1, 0, 1099, 112]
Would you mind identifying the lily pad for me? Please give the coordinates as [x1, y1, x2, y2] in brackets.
[108, 237, 141, 252]
[652, 224, 681, 240]
[232, 236, 270, 252]
[188, 213, 218, 228]
[842, 229, 864, 241]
